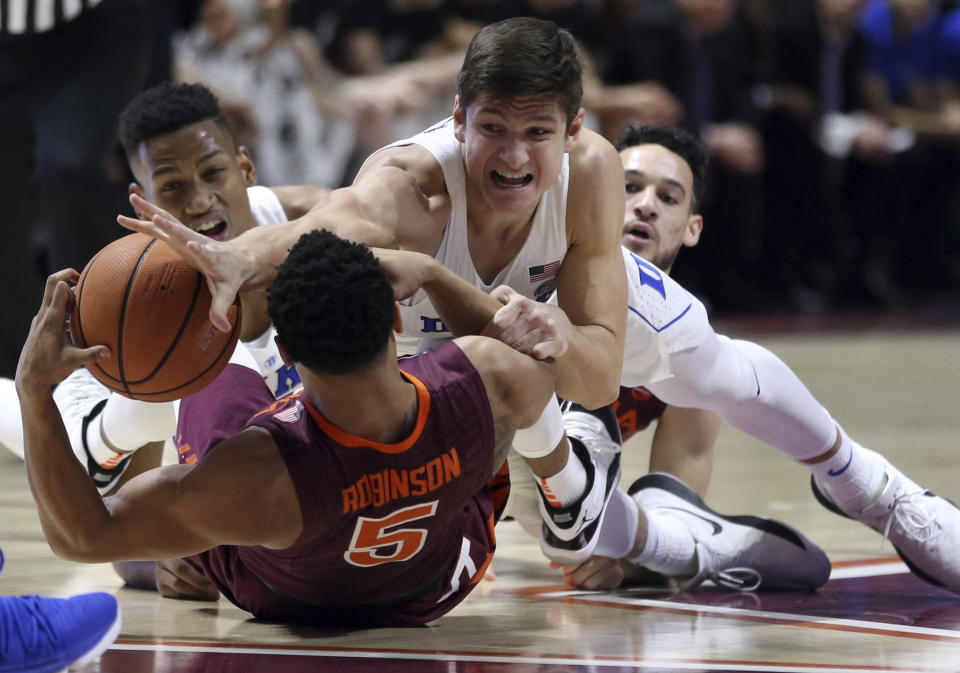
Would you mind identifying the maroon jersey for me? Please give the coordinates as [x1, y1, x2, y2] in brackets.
[614, 386, 667, 442]
[176, 341, 502, 626]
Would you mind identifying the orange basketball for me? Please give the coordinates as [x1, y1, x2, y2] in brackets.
[72, 232, 242, 402]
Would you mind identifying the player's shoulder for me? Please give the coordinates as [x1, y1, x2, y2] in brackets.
[568, 127, 620, 179]
[358, 143, 445, 197]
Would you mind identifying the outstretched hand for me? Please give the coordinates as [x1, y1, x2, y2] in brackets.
[118, 194, 254, 332]
[15, 269, 110, 397]
[482, 286, 570, 361]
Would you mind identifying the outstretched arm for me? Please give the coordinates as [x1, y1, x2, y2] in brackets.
[374, 249, 503, 338]
[119, 155, 441, 332]
[16, 271, 301, 563]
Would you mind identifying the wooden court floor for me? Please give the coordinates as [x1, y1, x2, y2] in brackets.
[1, 314, 959, 673]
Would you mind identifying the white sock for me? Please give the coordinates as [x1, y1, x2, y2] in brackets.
[629, 509, 698, 577]
[593, 489, 640, 559]
[539, 440, 588, 508]
[807, 425, 886, 510]
[98, 395, 176, 455]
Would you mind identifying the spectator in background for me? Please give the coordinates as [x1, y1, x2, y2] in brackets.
[0, 0, 152, 378]
[851, 0, 960, 300]
[617, 0, 767, 312]
[754, 0, 882, 309]
[175, 0, 434, 187]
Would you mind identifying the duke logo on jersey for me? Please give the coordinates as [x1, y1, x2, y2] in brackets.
[628, 252, 667, 300]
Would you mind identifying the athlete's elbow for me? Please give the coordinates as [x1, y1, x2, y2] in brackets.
[588, 373, 621, 409]
[46, 528, 114, 564]
[558, 371, 619, 410]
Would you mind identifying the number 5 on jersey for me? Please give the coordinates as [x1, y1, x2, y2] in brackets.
[344, 501, 438, 567]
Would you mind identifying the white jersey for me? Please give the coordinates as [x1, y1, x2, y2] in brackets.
[619, 247, 710, 387]
[244, 185, 303, 398]
[378, 118, 569, 352]
[373, 119, 711, 390]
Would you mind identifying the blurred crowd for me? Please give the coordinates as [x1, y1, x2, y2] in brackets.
[2, 0, 959, 378]
[171, 0, 960, 315]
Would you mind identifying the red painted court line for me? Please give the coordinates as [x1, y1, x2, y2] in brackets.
[109, 641, 948, 673]
[830, 557, 901, 569]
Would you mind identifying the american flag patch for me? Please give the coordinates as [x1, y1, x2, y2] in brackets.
[274, 400, 304, 424]
[529, 261, 560, 282]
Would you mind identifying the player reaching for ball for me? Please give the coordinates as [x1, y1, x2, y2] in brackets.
[0, 81, 326, 481]
[17, 229, 559, 627]
[126, 18, 960, 596]
[0, 81, 325, 599]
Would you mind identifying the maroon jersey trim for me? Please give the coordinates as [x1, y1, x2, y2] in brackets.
[303, 371, 431, 454]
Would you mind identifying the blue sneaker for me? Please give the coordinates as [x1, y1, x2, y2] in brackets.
[0, 593, 120, 673]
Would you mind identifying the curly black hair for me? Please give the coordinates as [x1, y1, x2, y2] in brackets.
[268, 230, 396, 375]
[615, 124, 708, 212]
[116, 81, 233, 157]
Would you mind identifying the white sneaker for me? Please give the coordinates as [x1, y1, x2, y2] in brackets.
[812, 452, 960, 594]
[538, 403, 622, 565]
[631, 473, 831, 592]
[52, 368, 128, 494]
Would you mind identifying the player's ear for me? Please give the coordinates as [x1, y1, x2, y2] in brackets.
[564, 108, 585, 152]
[393, 304, 403, 333]
[129, 183, 148, 218]
[275, 336, 293, 366]
[453, 96, 466, 143]
[684, 213, 703, 248]
[237, 146, 258, 187]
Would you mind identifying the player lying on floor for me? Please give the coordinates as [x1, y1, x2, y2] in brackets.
[18, 230, 569, 626]
[121, 19, 960, 597]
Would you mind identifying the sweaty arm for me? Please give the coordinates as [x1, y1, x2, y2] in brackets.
[553, 130, 627, 406]
[22, 400, 301, 564]
[374, 249, 503, 339]
[119, 145, 446, 330]
[455, 335, 558, 451]
[270, 185, 332, 220]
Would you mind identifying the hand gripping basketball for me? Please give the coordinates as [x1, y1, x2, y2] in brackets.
[72, 233, 242, 402]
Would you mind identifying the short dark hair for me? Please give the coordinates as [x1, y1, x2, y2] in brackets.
[117, 81, 233, 157]
[268, 230, 396, 375]
[615, 124, 708, 211]
[457, 17, 583, 129]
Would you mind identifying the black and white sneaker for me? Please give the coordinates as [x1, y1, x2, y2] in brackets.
[811, 449, 960, 595]
[538, 403, 622, 565]
[630, 473, 831, 592]
[52, 368, 130, 495]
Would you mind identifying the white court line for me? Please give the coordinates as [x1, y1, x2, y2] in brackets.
[535, 590, 960, 640]
[108, 644, 941, 673]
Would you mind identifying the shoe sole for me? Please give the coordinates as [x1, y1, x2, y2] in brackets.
[66, 604, 122, 672]
[809, 476, 955, 591]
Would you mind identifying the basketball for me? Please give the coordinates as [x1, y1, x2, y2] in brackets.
[72, 232, 242, 402]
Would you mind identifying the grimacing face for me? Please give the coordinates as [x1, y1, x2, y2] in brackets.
[454, 93, 583, 221]
[620, 143, 702, 273]
[129, 119, 257, 242]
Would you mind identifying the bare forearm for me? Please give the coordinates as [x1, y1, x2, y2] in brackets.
[18, 388, 112, 560]
[421, 259, 503, 337]
[554, 325, 621, 408]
